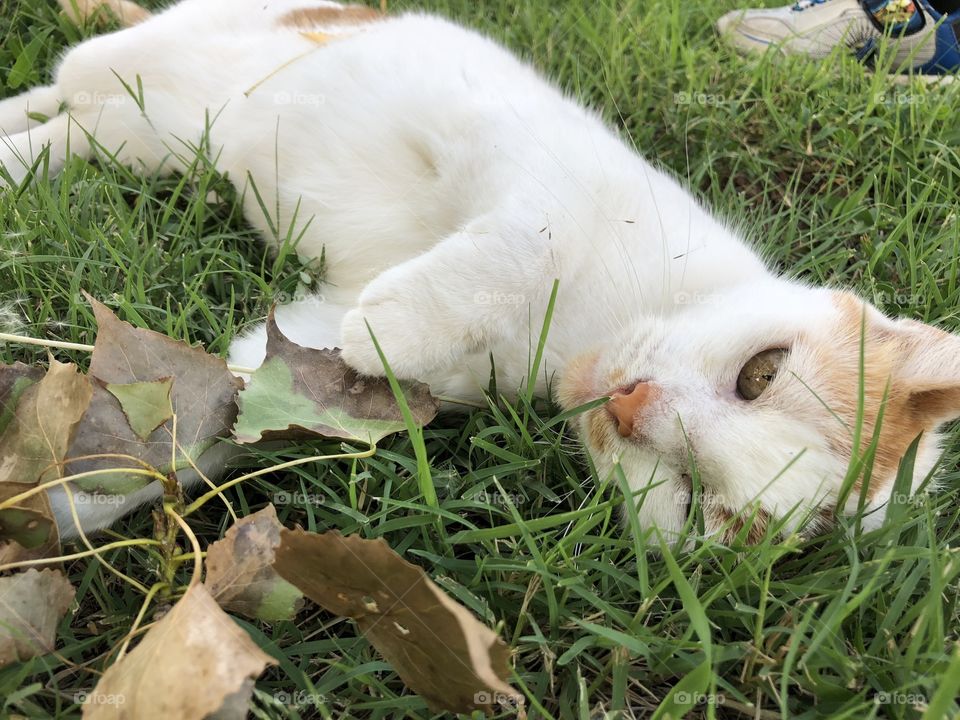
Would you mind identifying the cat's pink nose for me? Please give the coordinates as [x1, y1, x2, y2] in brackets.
[607, 381, 654, 437]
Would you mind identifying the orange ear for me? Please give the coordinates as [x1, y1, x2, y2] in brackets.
[886, 317, 960, 426]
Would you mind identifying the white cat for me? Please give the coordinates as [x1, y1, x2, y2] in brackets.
[3, 0, 959, 542]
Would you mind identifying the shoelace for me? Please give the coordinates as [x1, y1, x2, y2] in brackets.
[792, 0, 831, 10]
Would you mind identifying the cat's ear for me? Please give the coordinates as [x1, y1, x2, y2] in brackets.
[884, 316, 960, 426]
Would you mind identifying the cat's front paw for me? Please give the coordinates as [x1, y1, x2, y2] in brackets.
[339, 301, 459, 381]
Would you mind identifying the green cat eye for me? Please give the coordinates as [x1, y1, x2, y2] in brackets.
[737, 348, 787, 401]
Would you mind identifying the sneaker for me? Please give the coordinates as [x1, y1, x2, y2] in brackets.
[717, 0, 960, 76]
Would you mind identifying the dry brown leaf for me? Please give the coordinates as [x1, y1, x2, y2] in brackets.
[66, 296, 242, 494]
[0, 568, 75, 668]
[0, 359, 92, 486]
[84, 584, 275, 719]
[0, 360, 91, 562]
[0, 483, 58, 566]
[233, 311, 439, 444]
[0, 363, 47, 563]
[204, 505, 303, 621]
[273, 528, 520, 714]
[0, 363, 43, 437]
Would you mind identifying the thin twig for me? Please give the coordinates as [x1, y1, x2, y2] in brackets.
[0, 330, 254, 374]
[0, 331, 94, 353]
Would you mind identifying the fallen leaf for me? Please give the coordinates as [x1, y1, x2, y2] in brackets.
[0, 483, 58, 565]
[0, 568, 75, 668]
[204, 505, 303, 621]
[233, 312, 438, 444]
[105, 378, 174, 442]
[84, 583, 275, 719]
[0, 505, 54, 550]
[0, 363, 43, 436]
[0, 359, 92, 486]
[66, 297, 242, 494]
[272, 529, 519, 714]
[0, 360, 91, 561]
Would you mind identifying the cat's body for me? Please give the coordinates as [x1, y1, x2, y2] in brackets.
[24, 0, 764, 400]
[4, 0, 960, 543]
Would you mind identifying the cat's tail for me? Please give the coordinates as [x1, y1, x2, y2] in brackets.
[58, 0, 151, 28]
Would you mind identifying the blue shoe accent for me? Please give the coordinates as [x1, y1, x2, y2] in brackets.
[736, 30, 776, 46]
[914, 0, 960, 74]
[854, 36, 878, 61]
[792, 0, 830, 10]
[862, 0, 927, 35]
[859, 0, 960, 75]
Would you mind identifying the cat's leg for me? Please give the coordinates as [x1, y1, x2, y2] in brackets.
[339, 227, 555, 380]
[0, 114, 90, 186]
[58, 0, 151, 27]
[0, 86, 62, 136]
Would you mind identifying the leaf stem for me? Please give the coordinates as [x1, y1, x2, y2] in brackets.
[62, 483, 151, 594]
[0, 538, 161, 574]
[165, 507, 203, 589]
[181, 444, 376, 517]
[0, 465, 167, 512]
[114, 581, 168, 662]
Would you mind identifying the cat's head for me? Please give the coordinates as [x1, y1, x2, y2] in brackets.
[559, 279, 960, 543]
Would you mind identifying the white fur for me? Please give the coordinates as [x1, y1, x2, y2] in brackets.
[3, 0, 954, 540]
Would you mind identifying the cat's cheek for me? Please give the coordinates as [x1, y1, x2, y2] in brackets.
[557, 349, 604, 409]
[582, 408, 617, 456]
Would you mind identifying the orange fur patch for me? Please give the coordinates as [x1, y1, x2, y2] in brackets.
[586, 411, 612, 454]
[557, 350, 601, 409]
[278, 4, 382, 29]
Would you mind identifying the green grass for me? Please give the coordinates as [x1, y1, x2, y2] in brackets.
[3, 0, 960, 718]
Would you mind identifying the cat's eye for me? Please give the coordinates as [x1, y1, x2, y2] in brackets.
[736, 348, 787, 401]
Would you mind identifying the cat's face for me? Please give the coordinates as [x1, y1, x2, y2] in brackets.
[560, 280, 960, 543]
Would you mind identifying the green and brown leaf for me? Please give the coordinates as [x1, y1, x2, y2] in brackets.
[233, 312, 439, 444]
